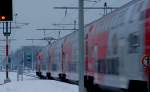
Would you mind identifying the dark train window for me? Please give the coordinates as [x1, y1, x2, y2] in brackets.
[107, 59, 112, 74]
[68, 63, 76, 72]
[111, 58, 119, 75]
[52, 64, 57, 71]
[97, 60, 101, 73]
[97, 59, 105, 73]
[97, 58, 119, 75]
[112, 34, 118, 55]
[139, 11, 145, 20]
[128, 33, 140, 53]
[42, 64, 47, 70]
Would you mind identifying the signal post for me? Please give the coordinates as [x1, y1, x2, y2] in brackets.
[3, 22, 11, 83]
[0, 0, 13, 83]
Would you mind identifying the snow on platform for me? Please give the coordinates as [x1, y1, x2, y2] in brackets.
[0, 80, 78, 92]
[0, 72, 78, 92]
[0, 72, 37, 84]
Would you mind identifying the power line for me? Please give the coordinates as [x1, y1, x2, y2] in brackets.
[54, 6, 118, 10]
[54, 2, 119, 16]
[36, 28, 78, 31]
[0, 39, 16, 41]
[53, 20, 78, 29]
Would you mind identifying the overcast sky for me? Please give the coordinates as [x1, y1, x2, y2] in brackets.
[0, 0, 132, 53]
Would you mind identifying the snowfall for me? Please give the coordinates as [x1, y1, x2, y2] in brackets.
[0, 72, 78, 92]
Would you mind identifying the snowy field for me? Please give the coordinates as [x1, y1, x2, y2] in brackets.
[0, 72, 78, 92]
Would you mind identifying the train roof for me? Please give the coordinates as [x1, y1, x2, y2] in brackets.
[85, 0, 140, 27]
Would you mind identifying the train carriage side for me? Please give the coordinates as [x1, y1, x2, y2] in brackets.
[41, 46, 49, 77]
[61, 31, 79, 81]
[84, 0, 149, 91]
[36, 49, 46, 79]
[35, 0, 150, 91]
[45, 45, 54, 79]
[50, 40, 63, 79]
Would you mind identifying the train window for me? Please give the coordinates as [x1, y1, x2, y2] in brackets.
[112, 34, 118, 55]
[97, 59, 105, 73]
[102, 60, 107, 74]
[111, 58, 119, 75]
[52, 64, 57, 71]
[97, 60, 101, 73]
[68, 63, 76, 72]
[107, 59, 112, 74]
[42, 64, 47, 71]
[128, 32, 140, 53]
[97, 58, 119, 75]
[139, 10, 145, 21]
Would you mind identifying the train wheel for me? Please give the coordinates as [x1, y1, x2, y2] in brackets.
[58, 73, 66, 82]
[46, 72, 53, 80]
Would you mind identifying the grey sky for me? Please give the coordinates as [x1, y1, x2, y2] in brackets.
[0, 0, 132, 53]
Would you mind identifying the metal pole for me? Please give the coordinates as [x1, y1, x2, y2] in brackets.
[58, 31, 61, 39]
[61, 45, 64, 74]
[104, 2, 107, 15]
[22, 49, 24, 71]
[32, 40, 34, 71]
[74, 20, 77, 30]
[8, 22, 11, 70]
[105, 2, 107, 15]
[6, 22, 9, 81]
[148, 73, 150, 92]
[78, 0, 84, 92]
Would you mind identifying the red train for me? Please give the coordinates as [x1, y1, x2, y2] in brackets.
[36, 0, 150, 91]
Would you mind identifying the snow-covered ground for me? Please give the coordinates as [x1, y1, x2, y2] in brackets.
[0, 72, 78, 92]
[0, 72, 36, 84]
